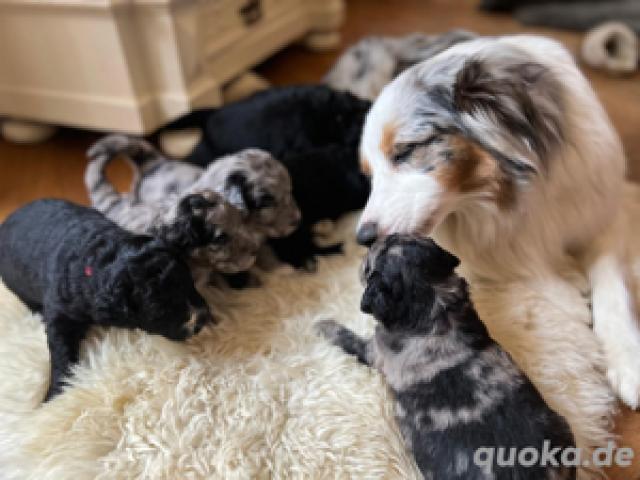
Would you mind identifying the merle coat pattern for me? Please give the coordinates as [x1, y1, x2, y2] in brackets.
[0, 199, 214, 401]
[317, 235, 575, 480]
[88, 135, 300, 240]
[324, 30, 477, 101]
[85, 136, 282, 274]
[160, 85, 372, 268]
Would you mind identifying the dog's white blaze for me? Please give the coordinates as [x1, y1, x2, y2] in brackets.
[359, 80, 447, 236]
[360, 171, 444, 236]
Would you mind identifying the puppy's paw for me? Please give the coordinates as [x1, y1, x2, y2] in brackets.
[314, 320, 371, 365]
[314, 319, 344, 341]
[183, 309, 216, 338]
[607, 352, 640, 409]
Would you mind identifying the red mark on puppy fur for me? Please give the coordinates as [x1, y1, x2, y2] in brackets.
[84, 266, 93, 277]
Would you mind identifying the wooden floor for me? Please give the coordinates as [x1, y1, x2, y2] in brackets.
[1, 0, 639, 477]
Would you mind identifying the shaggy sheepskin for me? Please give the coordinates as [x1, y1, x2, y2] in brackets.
[2, 186, 640, 478]
[0, 214, 420, 479]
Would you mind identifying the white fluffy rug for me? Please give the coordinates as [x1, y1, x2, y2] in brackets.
[0, 214, 420, 479]
[4, 191, 640, 478]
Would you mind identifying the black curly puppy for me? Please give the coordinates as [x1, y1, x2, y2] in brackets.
[317, 235, 575, 480]
[267, 144, 370, 267]
[161, 85, 372, 268]
[0, 199, 214, 401]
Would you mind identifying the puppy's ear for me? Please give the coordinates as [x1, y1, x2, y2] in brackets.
[360, 276, 394, 320]
[453, 55, 563, 177]
[412, 238, 460, 281]
[224, 171, 249, 212]
[360, 282, 376, 314]
[426, 247, 460, 281]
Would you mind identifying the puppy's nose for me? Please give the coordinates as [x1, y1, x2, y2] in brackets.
[356, 222, 378, 247]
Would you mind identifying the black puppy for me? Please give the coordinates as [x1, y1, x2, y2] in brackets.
[317, 235, 575, 479]
[160, 85, 372, 268]
[267, 144, 371, 268]
[0, 199, 213, 401]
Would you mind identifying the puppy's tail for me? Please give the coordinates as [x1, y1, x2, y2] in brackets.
[85, 134, 162, 218]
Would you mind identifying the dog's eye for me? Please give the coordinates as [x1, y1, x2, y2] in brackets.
[392, 145, 414, 165]
[391, 136, 440, 166]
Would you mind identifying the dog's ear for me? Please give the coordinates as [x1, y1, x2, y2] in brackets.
[453, 55, 563, 178]
[360, 282, 374, 314]
[360, 276, 389, 317]
[361, 272, 414, 331]
[95, 265, 135, 322]
[420, 239, 460, 281]
[224, 171, 249, 212]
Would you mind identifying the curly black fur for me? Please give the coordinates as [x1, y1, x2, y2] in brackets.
[0, 199, 213, 401]
[160, 85, 372, 268]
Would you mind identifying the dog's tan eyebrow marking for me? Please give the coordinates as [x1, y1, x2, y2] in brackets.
[380, 122, 397, 159]
[435, 135, 515, 210]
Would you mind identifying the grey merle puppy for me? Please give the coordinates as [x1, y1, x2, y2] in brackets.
[324, 30, 476, 100]
[86, 135, 300, 273]
[316, 235, 575, 479]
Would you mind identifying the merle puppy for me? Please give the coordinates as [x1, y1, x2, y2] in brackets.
[0, 199, 213, 401]
[316, 235, 575, 479]
[87, 135, 300, 240]
[86, 139, 264, 274]
[324, 30, 476, 100]
[160, 85, 372, 268]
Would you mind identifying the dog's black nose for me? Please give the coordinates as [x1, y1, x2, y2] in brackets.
[357, 222, 378, 247]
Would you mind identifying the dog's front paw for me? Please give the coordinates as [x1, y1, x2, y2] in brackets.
[607, 351, 640, 409]
[314, 319, 343, 341]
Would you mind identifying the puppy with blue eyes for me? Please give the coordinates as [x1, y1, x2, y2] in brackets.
[316, 235, 575, 480]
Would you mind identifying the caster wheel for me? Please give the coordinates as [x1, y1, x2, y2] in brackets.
[158, 128, 202, 160]
[223, 72, 270, 103]
[1, 120, 57, 144]
[304, 31, 342, 52]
